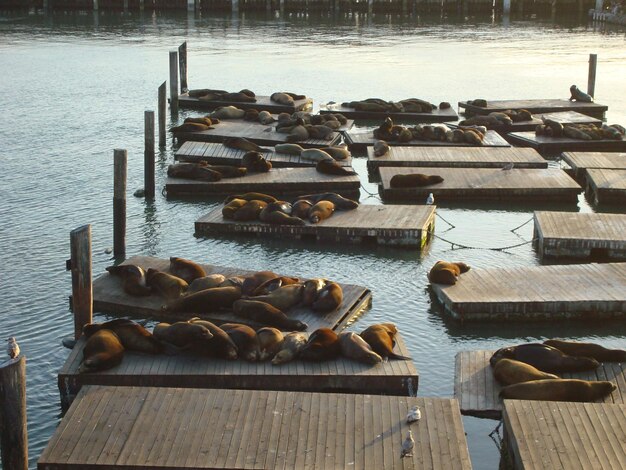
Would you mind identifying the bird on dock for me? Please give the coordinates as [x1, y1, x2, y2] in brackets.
[426, 193, 435, 205]
[7, 337, 20, 359]
[401, 430, 415, 458]
[501, 162, 514, 171]
[406, 405, 421, 424]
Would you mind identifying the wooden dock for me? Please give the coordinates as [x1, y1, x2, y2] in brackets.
[345, 129, 510, 151]
[165, 167, 361, 200]
[58, 334, 417, 410]
[506, 131, 626, 154]
[378, 167, 581, 203]
[319, 104, 458, 122]
[466, 111, 602, 133]
[39, 385, 472, 470]
[366, 146, 547, 178]
[585, 169, 626, 205]
[195, 204, 436, 248]
[458, 99, 608, 120]
[174, 141, 354, 168]
[454, 350, 626, 419]
[178, 94, 313, 113]
[171, 119, 342, 148]
[562, 151, 626, 179]
[503, 400, 626, 470]
[431, 263, 626, 321]
[534, 211, 626, 261]
[92, 256, 372, 332]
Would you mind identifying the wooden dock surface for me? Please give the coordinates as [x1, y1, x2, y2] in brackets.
[58, 334, 418, 409]
[165, 167, 361, 200]
[378, 167, 581, 203]
[534, 211, 626, 261]
[320, 104, 459, 122]
[431, 262, 626, 321]
[458, 99, 608, 119]
[503, 400, 626, 470]
[506, 131, 626, 154]
[174, 141, 353, 168]
[562, 151, 626, 179]
[471, 111, 603, 133]
[178, 94, 313, 113]
[92, 256, 372, 332]
[345, 129, 509, 151]
[39, 385, 472, 470]
[195, 204, 436, 248]
[585, 168, 626, 205]
[454, 350, 626, 419]
[171, 119, 341, 148]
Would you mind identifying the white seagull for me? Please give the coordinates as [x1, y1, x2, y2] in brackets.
[426, 193, 435, 205]
[7, 337, 20, 359]
[401, 430, 415, 458]
[406, 405, 421, 424]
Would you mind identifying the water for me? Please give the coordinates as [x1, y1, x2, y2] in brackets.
[0, 8, 625, 469]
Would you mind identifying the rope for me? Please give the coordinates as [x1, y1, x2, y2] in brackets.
[433, 234, 534, 252]
[435, 212, 456, 229]
[359, 183, 381, 200]
[510, 217, 533, 233]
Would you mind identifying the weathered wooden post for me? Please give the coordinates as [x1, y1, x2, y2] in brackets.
[0, 354, 28, 470]
[178, 41, 188, 94]
[113, 149, 127, 258]
[503, 0, 511, 14]
[69, 225, 93, 340]
[188, 0, 195, 11]
[93, 0, 98, 10]
[587, 53, 597, 98]
[158, 81, 166, 148]
[169, 50, 179, 115]
[232, 0, 239, 12]
[144, 111, 155, 200]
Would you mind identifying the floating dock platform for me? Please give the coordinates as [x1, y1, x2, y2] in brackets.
[458, 99, 608, 120]
[562, 151, 626, 179]
[464, 111, 603, 133]
[454, 350, 625, 419]
[503, 400, 626, 470]
[92, 256, 371, 332]
[506, 131, 626, 154]
[178, 94, 313, 113]
[174, 141, 354, 168]
[378, 167, 581, 203]
[534, 211, 626, 261]
[431, 263, 626, 321]
[195, 204, 436, 248]
[585, 168, 626, 205]
[165, 167, 361, 200]
[39, 385, 472, 470]
[320, 104, 458, 122]
[345, 129, 509, 151]
[171, 119, 342, 148]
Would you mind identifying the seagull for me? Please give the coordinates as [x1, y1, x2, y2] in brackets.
[426, 193, 435, 205]
[7, 337, 20, 359]
[501, 162, 514, 171]
[401, 430, 415, 458]
[406, 405, 421, 424]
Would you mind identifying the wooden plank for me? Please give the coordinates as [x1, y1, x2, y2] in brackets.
[455, 350, 626, 419]
[586, 168, 626, 205]
[458, 99, 608, 119]
[320, 104, 458, 122]
[562, 152, 626, 179]
[178, 94, 313, 114]
[507, 131, 626, 154]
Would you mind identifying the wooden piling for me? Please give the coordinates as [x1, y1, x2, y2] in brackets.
[178, 42, 188, 94]
[169, 50, 178, 114]
[588, 53, 598, 98]
[0, 355, 28, 470]
[69, 225, 93, 340]
[113, 149, 127, 258]
[158, 81, 166, 148]
[144, 111, 155, 200]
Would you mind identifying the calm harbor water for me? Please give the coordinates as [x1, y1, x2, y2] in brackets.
[1, 9, 625, 469]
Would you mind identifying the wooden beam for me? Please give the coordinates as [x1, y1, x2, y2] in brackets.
[144, 111, 155, 200]
[0, 355, 27, 470]
[70, 225, 92, 339]
[113, 149, 127, 257]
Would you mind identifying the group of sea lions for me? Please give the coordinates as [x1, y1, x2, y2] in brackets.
[373, 118, 487, 145]
[274, 142, 355, 175]
[342, 97, 446, 114]
[222, 191, 359, 226]
[428, 261, 471, 285]
[490, 340, 624, 402]
[459, 109, 532, 128]
[188, 88, 257, 103]
[535, 121, 625, 140]
[169, 115, 220, 133]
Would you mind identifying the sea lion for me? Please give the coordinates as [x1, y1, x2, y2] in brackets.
[542, 118, 564, 137]
[218, 92, 257, 103]
[320, 146, 350, 160]
[187, 274, 227, 294]
[183, 117, 215, 127]
[302, 278, 327, 306]
[188, 318, 238, 359]
[316, 159, 357, 176]
[311, 282, 343, 312]
[220, 323, 259, 361]
[167, 163, 222, 182]
[222, 198, 247, 219]
[242, 151, 272, 173]
[291, 199, 313, 219]
[294, 193, 359, 210]
[207, 165, 247, 178]
[490, 343, 600, 373]
[274, 143, 305, 156]
[232, 299, 307, 331]
[499, 379, 615, 402]
[339, 332, 383, 364]
[169, 257, 207, 284]
[468, 99, 487, 107]
[79, 329, 125, 373]
[162, 286, 242, 313]
[258, 111, 275, 125]
[223, 137, 271, 153]
[492, 358, 559, 386]
[244, 108, 260, 121]
[569, 85, 594, 103]
[299, 328, 341, 361]
[242, 271, 280, 296]
[373, 140, 389, 157]
[272, 332, 309, 365]
[300, 148, 334, 163]
[271, 92, 295, 105]
[105, 264, 151, 297]
[259, 201, 306, 226]
[390, 174, 444, 188]
[285, 125, 310, 143]
[188, 88, 228, 98]
[224, 192, 277, 204]
[251, 276, 300, 296]
[153, 321, 213, 349]
[428, 261, 471, 286]
[308, 201, 335, 224]
[321, 119, 341, 130]
[305, 124, 334, 140]
[209, 106, 246, 119]
[360, 323, 410, 360]
[543, 339, 626, 363]
[220, 276, 246, 288]
[256, 327, 284, 361]
[247, 284, 304, 311]
[145, 268, 188, 300]
[232, 200, 268, 221]
[169, 122, 212, 133]
[82, 319, 163, 354]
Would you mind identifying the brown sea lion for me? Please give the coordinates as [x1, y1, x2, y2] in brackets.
[223, 137, 271, 153]
[500, 379, 615, 402]
[294, 192, 359, 210]
[251, 276, 300, 296]
[271, 92, 295, 106]
[153, 321, 213, 349]
[308, 201, 335, 224]
[183, 117, 215, 127]
[169, 257, 207, 284]
[188, 318, 238, 360]
[428, 261, 471, 286]
[339, 332, 383, 365]
[373, 140, 389, 157]
[300, 148, 333, 163]
[232, 299, 308, 331]
[569, 85, 594, 103]
[105, 264, 151, 297]
[390, 174, 444, 188]
[220, 276, 246, 289]
[489, 343, 600, 373]
[220, 323, 259, 361]
[247, 284, 304, 312]
[291, 199, 313, 219]
[543, 339, 626, 363]
[82, 319, 163, 354]
[256, 327, 284, 361]
[258, 111, 275, 125]
[299, 328, 341, 361]
[79, 329, 125, 373]
[208, 165, 247, 178]
[224, 192, 277, 204]
[167, 163, 221, 182]
[187, 274, 227, 294]
[316, 159, 357, 176]
[360, 323, 410, 360]
[320, 146, 350, 160]
[311, 282, 343, 312]
[271, 332, 309, 365]
[243, 108, 259, 121]
[492, 358, 559, 386]
[188, 88, 228, 98]
[305, 124, 334, 140]
[220, 92, 257, 103]
[169, 122, 212, 133]
[145, 268, 188, 300]
[162, 286, 242, 313]
[242, 151, 272, 173]
[302, 278, 327, 306]
[242, 271, 280, 296]
[232, 200, 268, 221]
[285, 125, 309, 143]
[222, 198, 247, 219]
[274, 143, 305, 155]
[259, 202, 306, 226]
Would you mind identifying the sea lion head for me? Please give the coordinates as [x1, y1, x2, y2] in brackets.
[490, 346, 515, 366]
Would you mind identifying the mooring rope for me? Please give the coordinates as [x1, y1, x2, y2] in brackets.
[433, 234, 534, 251]
[359, 183, 381, 200]
[435, 212, 456, 229]
[510, 216, 534, 233]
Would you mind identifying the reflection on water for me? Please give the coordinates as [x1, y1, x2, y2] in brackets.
[0, 9, 624, 469]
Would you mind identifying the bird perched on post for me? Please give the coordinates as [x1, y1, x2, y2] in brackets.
[7, 337, 20, 359]
[401, 430, 415, 458]
[426, 193, 435, 205]
[406, 405, 421, 424]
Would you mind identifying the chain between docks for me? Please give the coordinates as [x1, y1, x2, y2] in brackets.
[432, 234, 535, 252]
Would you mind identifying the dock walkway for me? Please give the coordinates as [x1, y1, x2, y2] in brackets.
[506, 131, 626, 154]
[585, 168, 626, 205]
[345, 129, 509, 151]
[178, 94, 313, 113]
[562, 151, 626, 179]
[458, 99, 608, 119]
